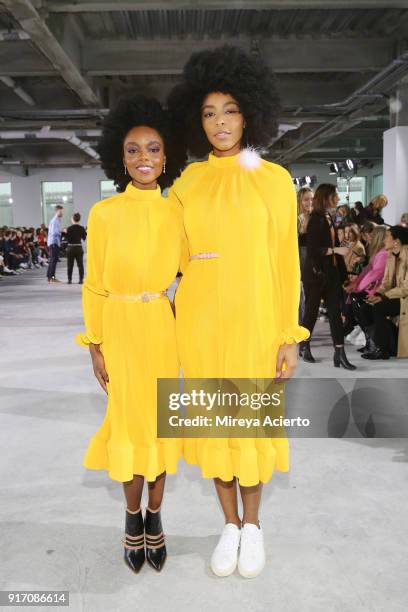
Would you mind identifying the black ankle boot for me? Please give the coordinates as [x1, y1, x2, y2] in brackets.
[333, 346, 356, 370]
[357, 326, 375, 353]
[123, 508, 145, 574]
[359, 337, 377, 355]
[300, 341, 315, 363]
[361, 348, 390, 360]
[145, 506, 167, 572]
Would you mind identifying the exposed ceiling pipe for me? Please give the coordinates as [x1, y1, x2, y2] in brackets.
[0, 128, 100, 160]
[0, 76, 35, 106]
[275, 49, 408, 164]
[292, 50, 408, 116]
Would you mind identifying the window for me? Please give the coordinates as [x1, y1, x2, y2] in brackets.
[0, 182, 14, 226]
[372, 174, 383, 199]
[100, 180, 117, 200]
[337, 176, 366, 207]
[41, 181, 73, 228]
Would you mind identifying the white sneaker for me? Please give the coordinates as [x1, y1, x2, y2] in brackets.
[238, 523, 265, 578]
[210, 523, 241, 577]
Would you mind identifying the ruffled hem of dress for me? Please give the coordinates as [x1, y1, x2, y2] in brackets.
[279, 325, 310, 345]
[75, 332, 102, 347]
[83, 435, 183, 482]
[183, 438, 289, 487]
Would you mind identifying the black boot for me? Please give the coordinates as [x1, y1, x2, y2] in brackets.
[358, 337, 377, 354]
[333, 346, 356, 370]
[361, 348, 390, 360]
[300, 341, 315, 363]
[123, 508, 145, 574]
[145, 506, 167, 572]
[357, 326, 376, 354]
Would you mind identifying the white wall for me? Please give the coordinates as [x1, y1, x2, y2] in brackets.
[383, 127, 408, 226]
[0, 166, 107, 228]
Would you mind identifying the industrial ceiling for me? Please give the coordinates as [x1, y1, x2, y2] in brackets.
[1, 0, 408, 170]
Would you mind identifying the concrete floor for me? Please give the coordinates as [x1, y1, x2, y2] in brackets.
[0, 265, 407, 612]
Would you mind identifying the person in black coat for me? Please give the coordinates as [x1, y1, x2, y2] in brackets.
[300, 184, 356, 370]
[359, 194, 388, 226]
[66, 212, 86, 284]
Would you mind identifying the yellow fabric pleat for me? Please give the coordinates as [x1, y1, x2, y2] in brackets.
[168, 153, 310, 486]
[76, 183, 183, 482]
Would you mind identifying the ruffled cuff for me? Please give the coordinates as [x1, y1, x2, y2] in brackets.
[279, 325, 310, 345]
[75, 332, 102, 348]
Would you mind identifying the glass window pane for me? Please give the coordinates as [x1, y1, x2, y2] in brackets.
[41, 181, 73, 228]
[337, 177, 366, 207]
[372, 174, 383, 197]
[100, 180, 117, 200]
[0, 182, 14, 226]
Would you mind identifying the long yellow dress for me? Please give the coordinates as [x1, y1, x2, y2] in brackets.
[75, 182, 183, 482]
[168, 152, 310, 487]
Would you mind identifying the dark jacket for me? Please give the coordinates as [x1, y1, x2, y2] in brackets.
[302, 211, 348, 285]
[359, 204, 385, 225]
[66, 224, 87, 245]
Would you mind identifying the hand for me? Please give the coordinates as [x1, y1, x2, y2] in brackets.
[89, 344, 109, 394]
[334, 246, 350, 257]
[366, 294, 382, 304]
[344, 282, 355, 294]
[275, 343, 297, 380]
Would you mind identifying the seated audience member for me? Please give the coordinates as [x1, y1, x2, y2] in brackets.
[360, 221, 376, 251]
[361, 226, 408, 360]
[400, 212, 408, 227]
[343, 225, 388, 351]
[344, 224, 366, 278]
[335, 204, 353, 226]
[14, 229, 30, 268]
[2, 230, 21, 272]
[337, 225, 348, 247]
[350, 201, 365, 225]
[36, 228, 49, 262]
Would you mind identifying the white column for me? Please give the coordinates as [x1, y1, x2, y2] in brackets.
[383, 126, 408, 225]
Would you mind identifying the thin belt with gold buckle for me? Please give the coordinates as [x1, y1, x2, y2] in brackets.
[189, 252, 219, 261]
[107, 290, 167, 303]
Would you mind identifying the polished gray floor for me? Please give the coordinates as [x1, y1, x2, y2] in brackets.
[0, 266, 407, 612]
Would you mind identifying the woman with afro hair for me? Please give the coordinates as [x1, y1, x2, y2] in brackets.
[167, 46, 310, 578]
[75, 95, 186, 574]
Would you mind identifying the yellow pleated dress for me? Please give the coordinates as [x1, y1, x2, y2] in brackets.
[168, 152, 310, 487]
[76, 182, 183, 482]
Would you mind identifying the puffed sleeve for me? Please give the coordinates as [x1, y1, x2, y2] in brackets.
[75, 205, 108, 347]
[167, 185, 190, 274]
[276, 170, 310, 345]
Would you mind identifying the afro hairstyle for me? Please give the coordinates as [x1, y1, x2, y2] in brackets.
[167, 45, 281, 158]
[97, 94, 186, 192]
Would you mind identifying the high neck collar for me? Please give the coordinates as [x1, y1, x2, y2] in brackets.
[124, 182, 161, 200]
[208, 151, 241, 168]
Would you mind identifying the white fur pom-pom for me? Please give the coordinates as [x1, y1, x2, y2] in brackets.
[238, 147, 262, 170]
